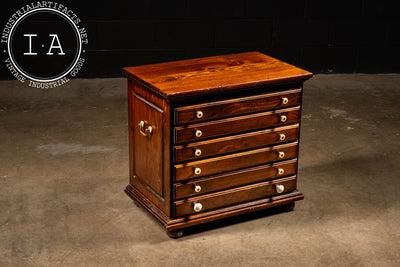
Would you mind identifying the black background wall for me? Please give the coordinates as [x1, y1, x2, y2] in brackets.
[1, 0, 400, 79]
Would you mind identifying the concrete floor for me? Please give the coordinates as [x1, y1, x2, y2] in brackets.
[0, 74, 399, 266]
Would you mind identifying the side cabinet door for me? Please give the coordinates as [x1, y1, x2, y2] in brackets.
[132, 93, 164, 200]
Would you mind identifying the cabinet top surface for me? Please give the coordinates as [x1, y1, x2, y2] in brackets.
[123, 51, 312, 100]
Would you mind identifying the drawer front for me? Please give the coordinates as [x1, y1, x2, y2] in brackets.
[174, 159, 297, 199]
[174, 124, 299, 163]
[174, 88, 301, 125]
[174, 176, 297, 217]
[174, 142, 298, 181]
[174, 106, 300, 144]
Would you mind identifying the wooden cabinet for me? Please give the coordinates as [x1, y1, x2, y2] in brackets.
[123, 52, 312, 238]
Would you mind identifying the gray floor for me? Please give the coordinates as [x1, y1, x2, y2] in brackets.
[0, 74, 399, 266]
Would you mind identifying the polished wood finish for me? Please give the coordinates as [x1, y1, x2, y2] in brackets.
[174, 142, 298, 181]
[125, 184, 304, 231]
[128, 80, 171, 215]
[173, 124, 299, 162]
[174, 88, 301, 125]
[174, 176, 297, 217]
[174, 106, 300, 144]
[124, 52, 312, 237]
[174, 159, 297, 199]
[123, 51, 312, 100]
[133, 93, 164, 196]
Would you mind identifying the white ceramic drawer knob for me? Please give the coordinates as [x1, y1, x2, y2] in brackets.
[278, 151, 285, 158]
[280, 115, 287, 123]
[194, 149, 202, 157]
[276, 184, 285, 194]
[195, 130, 202, 137]
[278, 168, 284, 175]
[282, 97, 289, 105]
[194, 168, 202, 175]
[279, 133, 286, 141]
[193, 203, 203, 212]
[194, 185, 202, 193]
[196, 111, 203, 119]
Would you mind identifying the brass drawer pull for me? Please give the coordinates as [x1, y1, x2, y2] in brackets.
[282, 97, 289, 105]
[194, 149, 202, 157]
[194, 168, 202, 175]
[138, 121, 153, 136]
[276, 184, 285, 193]
[193, 203, 203, 212]
[278, 168, 284, 175]
[196, 111, 204, 119]
[280, 115, 287, 123]
[194, 185, 202, 193]
[279, 133, 286, 141]
[195, 130, 202, 137]
[278, 151, 285, 159]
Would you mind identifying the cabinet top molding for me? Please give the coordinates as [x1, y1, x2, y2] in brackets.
[123, 51, 313, 100]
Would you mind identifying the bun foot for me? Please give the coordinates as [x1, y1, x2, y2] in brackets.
[133, 200, 141, 208]
[283, 202, 295, 212]
[167, 230, 184, 239]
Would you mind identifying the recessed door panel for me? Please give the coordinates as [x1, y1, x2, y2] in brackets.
[133, 93, 164, 199]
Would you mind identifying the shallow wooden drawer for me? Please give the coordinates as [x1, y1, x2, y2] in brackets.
[174, 88, 301, 125]
[174, 106, 300, 144]
[174, 176, 297, 217]
[174, 142, 297, 181]
[174, 159, 297, 199]
[174, 124, 299, 163]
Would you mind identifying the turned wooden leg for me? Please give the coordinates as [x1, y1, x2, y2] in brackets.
[167, 230, 184, 239]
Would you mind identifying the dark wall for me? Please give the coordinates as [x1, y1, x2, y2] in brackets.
[1, 0, 400, 79]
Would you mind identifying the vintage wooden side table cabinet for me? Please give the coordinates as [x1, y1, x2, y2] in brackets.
[123, 52, 312, 237]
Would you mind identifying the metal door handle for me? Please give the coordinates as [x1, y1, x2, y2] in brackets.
[138, 121, 153, 136]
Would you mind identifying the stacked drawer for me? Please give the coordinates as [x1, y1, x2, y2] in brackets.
[172, 88, 302, 218]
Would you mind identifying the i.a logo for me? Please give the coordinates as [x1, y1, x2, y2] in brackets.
[1, 3, 88, 88]
[24, 34, 66, 56]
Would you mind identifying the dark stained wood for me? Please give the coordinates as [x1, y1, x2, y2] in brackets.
[133, 93, 164, 196]
[174, 124, 299, 162]
[174, 142, 298, 181]
[175, 88, 301, 125]
[125, 184, 303, 231]
[128, 81, 171, 216]
[174, 159, 297, 199]
[174, 106, 300, 144]
[125, 185, 171, 226]
[123, 52, 312, 100]
[124, 52, 311, 236]
[167, 192, 303, 231]
[174, 176, 297, 217]
[128, 80, 134, 184]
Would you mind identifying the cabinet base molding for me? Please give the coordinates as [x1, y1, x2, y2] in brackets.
[125, 184, 304, 233]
